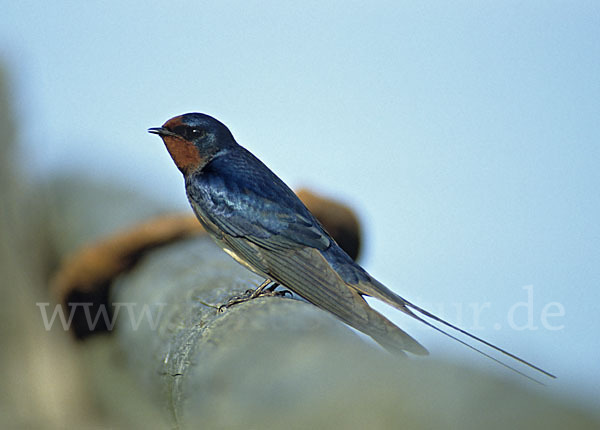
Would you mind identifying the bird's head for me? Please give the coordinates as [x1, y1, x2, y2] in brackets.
[149, 113, 236, 174]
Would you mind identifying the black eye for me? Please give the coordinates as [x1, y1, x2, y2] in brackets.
[172, 125, 206, 140]
[190, 128, 205, 138]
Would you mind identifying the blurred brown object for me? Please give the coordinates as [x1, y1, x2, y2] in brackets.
[50, 189, 362, 339]
[50, 214, 203, 338]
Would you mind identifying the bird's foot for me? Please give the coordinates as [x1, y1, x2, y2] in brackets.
[218, 280, 291, 312]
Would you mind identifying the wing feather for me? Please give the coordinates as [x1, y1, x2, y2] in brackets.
[262, 246, 428, 355]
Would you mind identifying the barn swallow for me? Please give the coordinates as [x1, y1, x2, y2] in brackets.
[149, 113, 554, 381]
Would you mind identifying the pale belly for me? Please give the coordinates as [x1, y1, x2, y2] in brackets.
[191, 204, 268, 278]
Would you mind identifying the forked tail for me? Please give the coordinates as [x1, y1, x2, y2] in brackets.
[399, 300, 556, 384]
[355, 278, 556, 382]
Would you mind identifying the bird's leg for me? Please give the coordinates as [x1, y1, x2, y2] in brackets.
[251, 281, 294, 298]
[248, 280, 280, 298]
[265, 283, 293, 298]
[243, 278, 273, 298]
[219, 279, 291, 311]
[219, 279, 273, 310]
[247, 282, 292, 299]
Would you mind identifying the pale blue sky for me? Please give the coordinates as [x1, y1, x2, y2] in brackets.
[2, 1, 599, 412]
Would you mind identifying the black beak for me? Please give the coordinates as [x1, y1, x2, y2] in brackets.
[148, 127, 178, 137]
